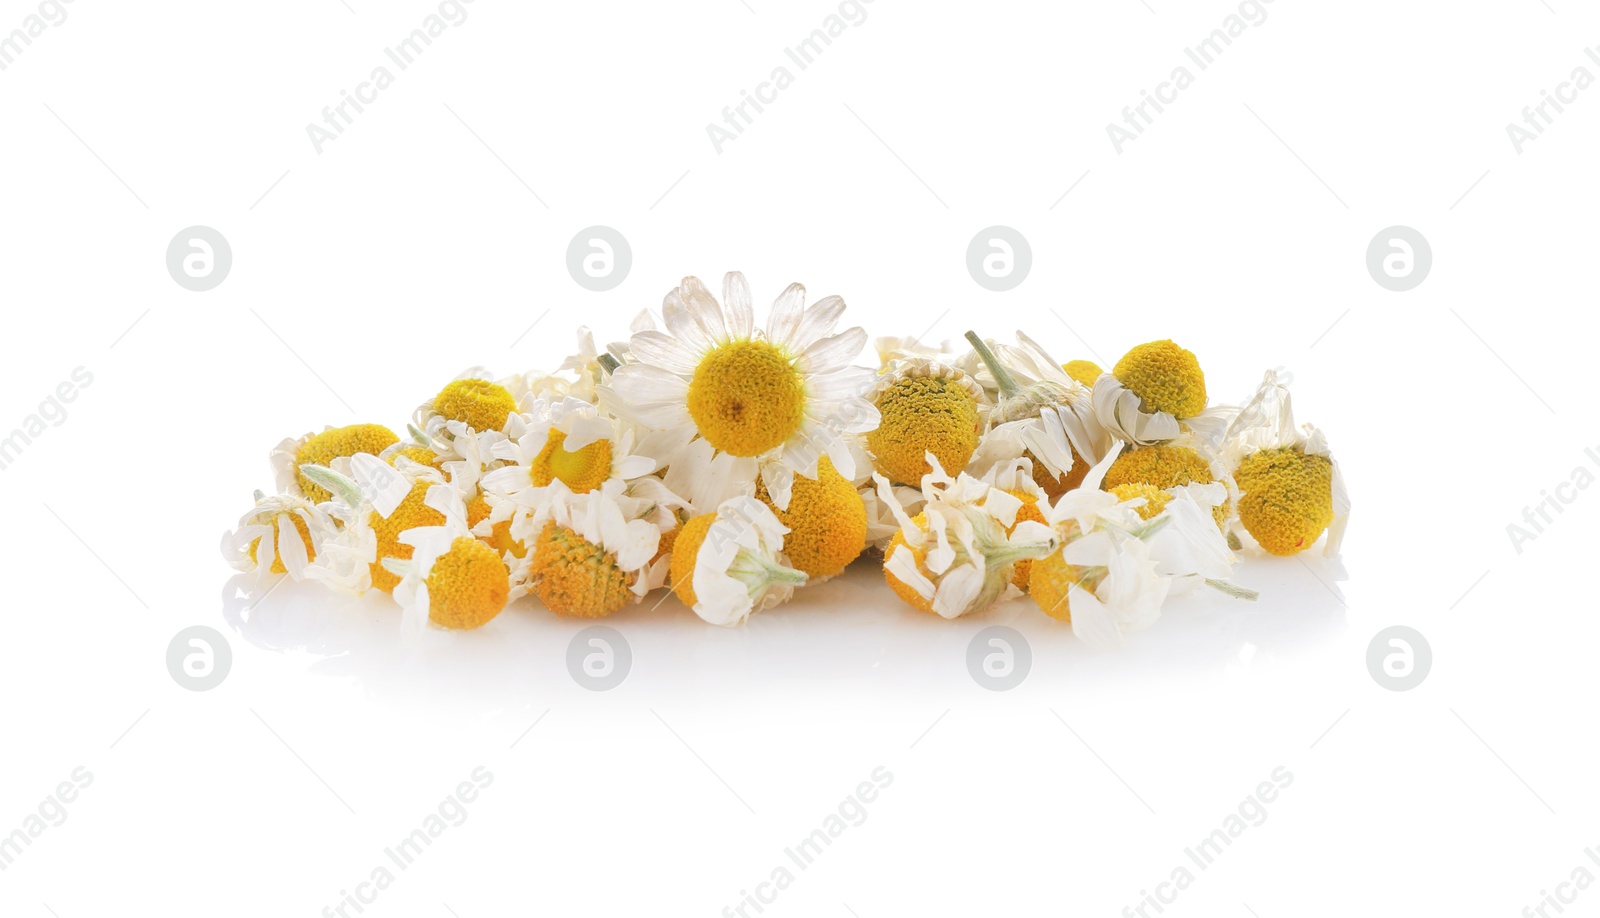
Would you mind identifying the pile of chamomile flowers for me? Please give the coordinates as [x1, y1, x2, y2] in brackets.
[222, 272, 1349, 648]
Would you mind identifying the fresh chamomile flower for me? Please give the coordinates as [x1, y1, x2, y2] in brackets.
[271, 424, 400, 502]
[667, 496, 808, 626]
[874, 454, 1059, 619]
[1062, 360, 1103, 389]
[383, 484, 510, 634]
[1220, 369, 1349, 557]
[412, 368, 522, 463]
[962, 331, 1110, 500]
[1029, 447, 1252, 647]
[754, 455, 866, 581]
[865, 358, 986, 487]
[1092, 339, 1218, 447]
[300, 455, 448, 595]
[220, 491, 336, 585]
[602, 271, 879, 513]
[513, 479, 666, 618]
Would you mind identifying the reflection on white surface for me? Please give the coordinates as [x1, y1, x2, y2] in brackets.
[220, 548, 1348, 708]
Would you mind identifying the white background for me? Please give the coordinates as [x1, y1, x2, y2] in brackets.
[1, 0, 1596, 915]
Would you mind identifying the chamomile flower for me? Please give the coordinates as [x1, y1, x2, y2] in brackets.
[1102, 441, 1217, 492]
[412, 368, 522, 463]
[221, 491, 336, 585]
[866, 358, 986, 487]
[271, 424, 400, 502]
[962, 331, 1110, 499]
[976, 457, 1050, 592]
[1092, 339, 1219, 447]
[384, 484, 510, 634]
[1029, 447, 1252, 647]
[875, 455, 1059, 619]
[300, 455, 448, 595]
[755, 455, 866, 581]
[514, 480, 666, 618]
[603, 271, 879, 512]
[667, 496, 808, 626]
[1221, 369, 1349, 557]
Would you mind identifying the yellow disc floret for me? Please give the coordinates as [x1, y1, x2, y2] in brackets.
[1062, 360, 1103, 389]
[868, 374, 981, 486]
[1234, 446, 1334, 556]
[883, 515, 940, 614]
[424, 537, 509, 630]
[1110, 483, 1172, 521]
[528, 522, 637, 617]
[295, 424, 400, 501]
[1113, 340, 1207, 419]
[686, 339, 806, 457]
[391, 446, 440, 469]
[466, 494, 525, 558]
[433, 378, 517, 432]
[530, 429, 613, 493]
[668, 513, 716, 608]
[1030, 448, 1090, 500]
[1028, 548, 1084, 623]
[1104, 444, 1214, 492]
[756, 456, 866, 580]
[248, 513, 315, 575]
[368, 480, 447, 593]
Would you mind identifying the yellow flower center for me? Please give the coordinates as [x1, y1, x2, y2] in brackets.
[425, 537, 509, 629]
[1030, 447, 1090, 499]
[390, 446, 440, 468]
[433, 378, 517, 432]
[998, 490, 1046, 592]
[1103, 444, 1214, 492]
[1061, 359, 1103, 389]
[467, 494, 526, 558]
[530, 429, 613, 493]
[1109, 483, 1172, 520]
[368, 480, 446, 594]
[295, 424, 399, 502]
[1234, 446, 1333, 556]
[868, 375, 980, 485]
[667, 513, 717, 609]
[528, 522, 636, 618]
[1112, 339, 1207, 419]
[1028, 548, 1085, 623]
[883, 513, 956, 615]
[686, 339, 805, 457]
[756, 456, 866, 580]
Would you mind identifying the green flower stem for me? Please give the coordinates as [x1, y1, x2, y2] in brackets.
[964, 331, 1021, 400]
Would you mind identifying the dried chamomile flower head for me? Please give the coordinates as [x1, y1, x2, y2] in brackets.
[300, 455, 448, 595]
[1092, 339, 1212, 447]
[755, 455, 866, 581]
[875, 454, 1058, 619]
[383, 484, 510, 634]
[514, 480, 665, 619]
[603, 271, 878, 511]
[272, 424, 400, 502]
[977, 457, 1050, 592]
[961, 331, 1110, 500]
[1103, 441, 1217, 492]
[1030, 448, 1250, 647]
[221, 491, 336, 585]
[1062, 360, 1103, 389]
[413, 367, 522, 463]
[1221, 369, 1349, 557]
[1108, 483, 1171, 520]
[866, 358, 985, 487]
[668, 496, 808, 626]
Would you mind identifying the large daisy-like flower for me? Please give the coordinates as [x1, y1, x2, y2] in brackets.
[603, 272, 879, 513]
[220, 491, 337, 586]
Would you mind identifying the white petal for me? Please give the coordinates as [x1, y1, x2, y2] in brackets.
[723, 271, 753, 340]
